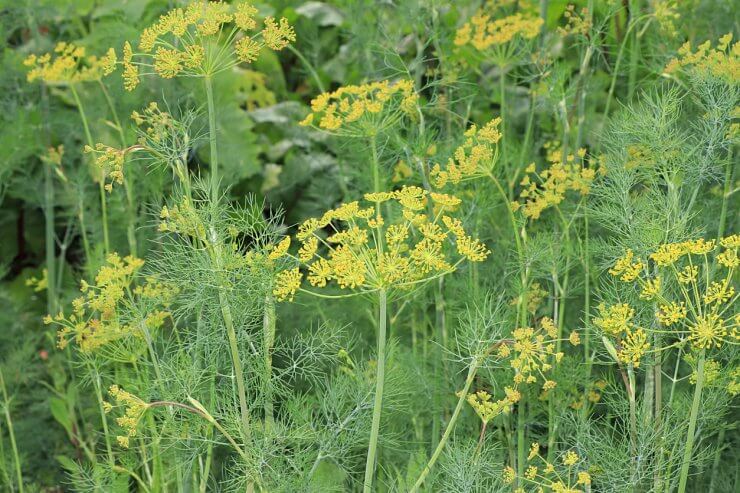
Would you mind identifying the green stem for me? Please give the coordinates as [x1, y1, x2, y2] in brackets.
[77, 194, 92, 260]
[628, 365, 637, 460]
[410, 361, 479, 492]
[601, 14, 649, 141]
[221, 288, 251, 440]
[363, 289, 388, 493]
[708, 427, 726, 493]
[287, 45, 325, 93]
[717, 147, 734, 240]
[499, 67, 508, 172]
[89, 363, 115, 468]
[0, 369, 23, 493]
[678, 350, 705, 493]
[70, 85, 109, 253]
[98, 80, 137, 256]
[204, 76, 219, 201]
[263, 294, 276, 430]
[627, 0, 641, 101]
[516, 394, 526, 482]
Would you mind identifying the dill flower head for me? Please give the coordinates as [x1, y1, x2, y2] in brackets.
[606, 236, 739, 355]
[519, 444, 592, 492]
[299, 79, 418, 137]
[84, 143, 128, 192]
[664, 33, 739, 85]
[270, 187, 489, 302]
[430, 118, 502, 188]
[25, 269, 48, 292]
[609, 249, 645, 281]
[465, 389, 516, 424]
[454, 11, 542, 52]
[594, 303, 634, 336]
[513, 144, 596, 220]
[25, 42, 116, 85]
[689, 314, 730, 350]
[107, 385, 150, 448]
[508, 317, 576, 389]
[618, 327, 650, 367]
[45, 253, 176, 353]
[120, 1, 295, 90]
[558, 5, 592, 37]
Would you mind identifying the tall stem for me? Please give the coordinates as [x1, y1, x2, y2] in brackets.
[678, 350, 705, 493]
[717, 147, 734, 240]
[0, 369, 23, 493]
[499, 67, 508, 172]
[221, 289, 251, 440]
[204, 76, 219, 201]
[70, 85, 109, 253]
[88, 363, 115, 468]
[98, 80, 137, 256]
[263, 294, 276, 430]
[410, 361, 479, 492]
[363, 289, 388, 493]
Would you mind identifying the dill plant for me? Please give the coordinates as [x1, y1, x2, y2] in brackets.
[1, 1, 738, 492]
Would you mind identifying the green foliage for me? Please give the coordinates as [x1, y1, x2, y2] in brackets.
[0, 0, 738, 492]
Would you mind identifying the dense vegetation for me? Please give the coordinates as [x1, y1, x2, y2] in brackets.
[0, 0, 738, 491]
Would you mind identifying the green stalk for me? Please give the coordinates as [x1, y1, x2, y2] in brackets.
[499, 67, 508, 172]
[582, 210, 592, 414]
[0, 369, 23, 493]
[77, 194, 92, 260]
[363, 289, 388, 493]
[263, 294, 276, 430]
[28, 3, 56, 313]
[204, 76, 219, 201]
[220, 288, 251, 440]
[410, 361, 479, 492]
[43, 118, 56, 315]
[88, 363, 115, 468]
[717, 147, 734, 240]
[516, 393, 526, 482]
[98, 80, 137, 256]
[627, 0, 641, 101]
[286, 45, 325, 93]
[70, 85, 109, 253]
[708, 427, 726, 493]
[601, 14, 649, 140]
[678, 350, 705, 493]
[627, 365, 637, 471]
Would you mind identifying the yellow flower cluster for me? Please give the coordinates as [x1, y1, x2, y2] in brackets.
[270, 187, 490, 302]
[121, 1, 295, 90]
[429, 118, 502, 188]
[106, 385, 150, 448]
[465, 387, 520, 424]
[509, 282, 549, 314]
[159, 199, 207, 241]
[84, 143, 127, 192]
[25, 269, 48, 292]
[558, 5, 592, 37]
[512, 146, 595, 220]
[503, 445, 592, 493]
[45, 253, 176, 352]
[299, 79, 418, 136]
[607, 236, 739, 352]
[593, 303, 650, 367]
[608, 249, 645, 281]
[664, 33, 739, 85]
[454, 12, 542, 51]
[25, 42, 116, 85]
[625, 144, 656, 169]
[504, 317, 578, 388]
